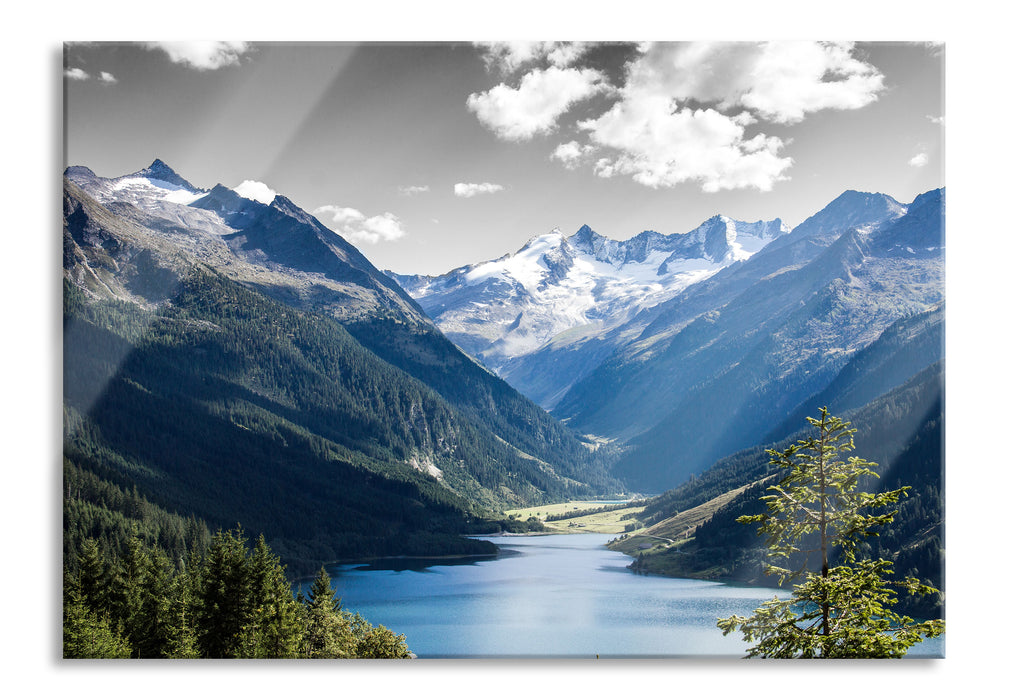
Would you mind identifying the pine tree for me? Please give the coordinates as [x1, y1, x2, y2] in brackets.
[134, 547, 175, 658]
[109, 535, 150, 657]
[195, 528, 253, 658]
[75, 538, 110, 616]
[306, 566, 342, 613]
[243, 535, 303, 658]
[717, 408, 945, 658]
[162, 565, 200, 659]
[63, 594, 132, 659]
[301, 566, 352, 658]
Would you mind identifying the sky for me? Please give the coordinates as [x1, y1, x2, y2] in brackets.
[63, 40, 943, 276]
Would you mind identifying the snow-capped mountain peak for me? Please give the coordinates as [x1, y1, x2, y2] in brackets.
[392, 215, 788, 402]
[64, 160, 427, 323]
[72, 159, 209, 210]
[134, 158, 203, 192]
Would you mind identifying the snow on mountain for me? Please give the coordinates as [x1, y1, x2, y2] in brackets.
[64, 159, 426, 322]
[393, 216, 788, 382]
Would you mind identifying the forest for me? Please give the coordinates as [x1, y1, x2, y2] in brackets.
[62, 268, 578, 577]
[64, 527, 411, 659]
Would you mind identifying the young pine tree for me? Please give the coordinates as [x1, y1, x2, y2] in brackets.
[63, 594, 132, 659]
[74, 538, 110, 617]
[194, 528, 254, 658]
[63, 539, 131, 658]
[133, 546, 176, 658]
[717, 408, 945, 658]
[301, 566, 352, 658]
[162, 565, 200, 659]
[242, 535, 304, 658]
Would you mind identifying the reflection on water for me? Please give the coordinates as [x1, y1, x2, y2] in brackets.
[296, 533, 944, 659]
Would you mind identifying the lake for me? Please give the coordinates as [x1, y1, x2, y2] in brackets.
[302, 532, 944, 658]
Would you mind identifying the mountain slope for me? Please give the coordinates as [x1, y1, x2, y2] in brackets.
[66, 161, 426, 322]
[553, 189, 943, 492]
[63, 163, 621, 572]
[65, 161, 611, 497]
[611, 360, 944, 617]
[393, 217, 787, 408]
[63, 269, 502, 573]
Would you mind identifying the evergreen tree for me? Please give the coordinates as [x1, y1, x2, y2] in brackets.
[162, 566, 200, 659]
[63, 522, 415, 659]
[133, 547, 175, 658]
[195, 528, 253, 658]
[74, 538, 110, 616]
[63, 594, 132, 659]
[301, 566, 352, 658]
[717, 408, 945, 658]
[306, 565, 342, 613]
[243, 535, 304, 658]
[109, 535, 150, 656]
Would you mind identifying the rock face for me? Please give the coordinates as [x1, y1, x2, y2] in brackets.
[64, 159, 426, 323]
[392, 217, 788, 408]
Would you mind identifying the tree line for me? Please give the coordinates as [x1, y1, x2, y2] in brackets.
[63, 527, 411, 659]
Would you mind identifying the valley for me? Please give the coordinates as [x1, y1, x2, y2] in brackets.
[62, 157, 945, 644]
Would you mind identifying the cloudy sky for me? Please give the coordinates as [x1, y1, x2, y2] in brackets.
[64, 40, 942, 276]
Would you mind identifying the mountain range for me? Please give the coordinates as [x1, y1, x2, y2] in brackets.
[392, 216, 787, 409]
[63, 160, 617, 572]
[397, 187, 944, 493]
[62, 158, 944, 593]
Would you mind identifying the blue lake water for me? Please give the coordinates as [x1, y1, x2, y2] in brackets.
[300, 532, 944, 658]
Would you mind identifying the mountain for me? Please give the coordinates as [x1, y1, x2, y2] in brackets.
[392, 216, 787, 408]
[553, 188, 944, 492]
[610, 357, 944, 617]
[63, 161, 620, 573]
[65, 161, 425, 323]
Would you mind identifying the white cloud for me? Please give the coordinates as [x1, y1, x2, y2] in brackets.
[928, 114, 945, 125]
[313, 205, 407, 245]
[567, 41, 885, 191]
[398, 185, 430, 196]
[145, 41, 251, 71]
[621, 42, 885, 126]
[467, 65, 609, 141]
[234, 180, 276, 205]
[454, 182, 505, 198]
[737, 42, 885, 124]
[579, 92, 793, 192]
[64, 67, 118, 84]
[475, 41, 590, 73]
[467, 41, 886, 193]
[551, 141, 597, 169]
[909, 152, 929, 167]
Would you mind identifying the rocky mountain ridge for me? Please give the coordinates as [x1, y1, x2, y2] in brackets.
[393, 215, 788, 408]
